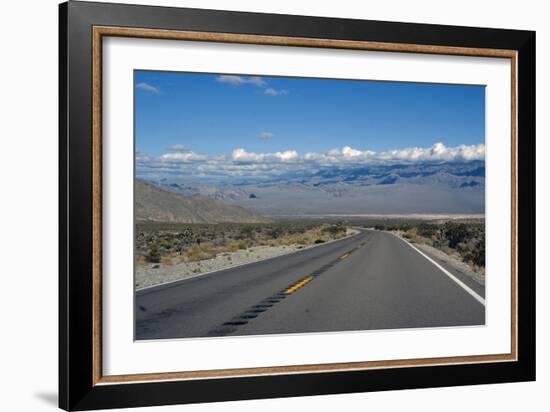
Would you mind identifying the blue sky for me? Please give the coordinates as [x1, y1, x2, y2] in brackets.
[135, 71, 485, 181]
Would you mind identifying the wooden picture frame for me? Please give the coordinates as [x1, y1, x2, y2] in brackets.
[59, 1, 535, 410]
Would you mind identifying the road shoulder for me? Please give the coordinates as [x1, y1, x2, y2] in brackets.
[387, 231, 486, 299]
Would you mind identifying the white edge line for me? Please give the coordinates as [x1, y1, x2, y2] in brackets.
[137, 229, 363, 293]
[390, 233, 486, 307]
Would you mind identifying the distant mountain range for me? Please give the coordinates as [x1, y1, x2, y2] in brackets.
[135, 179, 267, 223]
[143, 161, 485, 217]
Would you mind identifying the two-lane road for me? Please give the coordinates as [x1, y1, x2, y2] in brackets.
[136, 230, 485, 340]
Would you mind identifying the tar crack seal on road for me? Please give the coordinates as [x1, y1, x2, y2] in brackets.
[205, 241, 366, 337]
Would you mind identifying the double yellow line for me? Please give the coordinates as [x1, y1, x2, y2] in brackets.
[284, 251, 351, 295]
[285, 276, 314, 294]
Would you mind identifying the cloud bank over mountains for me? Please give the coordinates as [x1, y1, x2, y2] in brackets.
[303, 142, 485, 164]
[137, 142, 485, 181]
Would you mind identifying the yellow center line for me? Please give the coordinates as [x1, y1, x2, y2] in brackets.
[339, 253, 349, 260]
[285, 276, 314, 294]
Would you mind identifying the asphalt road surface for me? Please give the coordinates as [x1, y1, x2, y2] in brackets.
[136, 230, 485, 340]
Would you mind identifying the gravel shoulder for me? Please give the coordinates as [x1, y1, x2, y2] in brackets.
[136, 229, 359, 290]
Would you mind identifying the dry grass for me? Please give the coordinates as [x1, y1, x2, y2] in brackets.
[184, 240, 258, 263]
[402, 230, 430, 245]
[160, 256, 174, 265]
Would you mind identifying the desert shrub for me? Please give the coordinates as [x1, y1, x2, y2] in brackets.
[292, 226, 307, 235]
[145, 244, 161, 263]
[469, 233, 485, 267]
[160, 240, 173, 250]
[236, 225, 255, 240]
[268, 226, 283, 239]
[416, 223, 437, 238]
[314, 239, 325, 244]
[321, 224, 345, 236]
[443, 222, 470, 248]
[176, 227, 194, 242]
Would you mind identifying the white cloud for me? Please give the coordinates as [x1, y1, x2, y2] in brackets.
[216, 75, 246, 86]
[301, 142, 484, 165]
[166, 144, 191, 152]
[264, 88, 288, 96]
[376, 142, 485, 163]
[231, 148, 298, 163]
[216, 75, 289, 96]
[216, 75, 267, 87]
[160, 151, 207, 162]
[342, 146, 367, 157]
[247, 76, 267, 87]
[137, 142, 484, 180]
[259, 131, 274, 140]
[136, 82, 160, 94]
[231, 148, 263, 163]
[277, 150, 299, 161]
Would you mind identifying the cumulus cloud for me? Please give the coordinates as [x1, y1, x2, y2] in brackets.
[232, 148, 298, 163]
[216, 74, 288, 96]
[259, 131, 274, 140]
[136, 82, 160, 94]
[264, 88, 288, 96]
[136, 142, 484, 181]
[216, 75, 267, 87]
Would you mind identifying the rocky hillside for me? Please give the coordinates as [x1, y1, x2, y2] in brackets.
[135, 179, 267, 223]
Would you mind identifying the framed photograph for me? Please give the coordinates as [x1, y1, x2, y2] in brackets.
[59, 1, 536, 410]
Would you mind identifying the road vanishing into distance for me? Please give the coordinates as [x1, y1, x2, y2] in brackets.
[136, 230, 485, 340]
